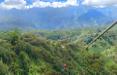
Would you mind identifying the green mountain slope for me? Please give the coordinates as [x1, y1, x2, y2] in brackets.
[0, 28, 117, 75]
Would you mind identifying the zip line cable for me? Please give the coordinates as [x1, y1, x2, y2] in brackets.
[86, 21, 117, 50]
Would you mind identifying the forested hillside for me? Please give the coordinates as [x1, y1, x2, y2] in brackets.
[0, 28, 117, 75]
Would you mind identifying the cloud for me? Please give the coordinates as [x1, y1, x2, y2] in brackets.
[26, 0, 78, 8]
[0, 0, 78, 9]
[82, 0, 117, 8]
[0, 0, 26, 9]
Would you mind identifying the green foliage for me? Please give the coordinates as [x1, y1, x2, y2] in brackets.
[0, 60, 9, 75]
[0, 28, 117, 75]
[19, 51, 30, 75]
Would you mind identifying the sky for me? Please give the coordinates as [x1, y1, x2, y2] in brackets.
[0, 0, 117, 9]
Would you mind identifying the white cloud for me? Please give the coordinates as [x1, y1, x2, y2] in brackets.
[0, 0, 78, 9]
[0, 0, 26, 9]
[27, 0, 78, 8]
[82, 0, 117, 7]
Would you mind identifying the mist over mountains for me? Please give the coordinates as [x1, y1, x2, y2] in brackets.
[0, 6, 116, 30]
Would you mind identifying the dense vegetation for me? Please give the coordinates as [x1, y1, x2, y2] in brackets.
[0, 27, 117, 75]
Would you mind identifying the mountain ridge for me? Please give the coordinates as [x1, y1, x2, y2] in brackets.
[0, 7, 115, 30]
